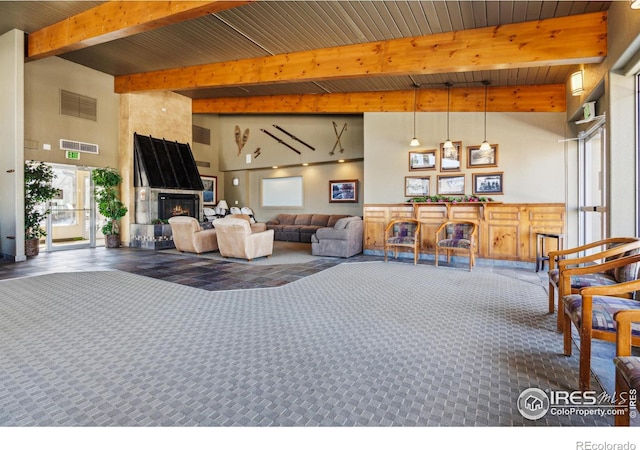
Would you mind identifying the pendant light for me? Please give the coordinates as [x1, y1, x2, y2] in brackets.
[409, 84, 420, 147]
[443, 82, 454, 150]
[479, 80, 492, 151]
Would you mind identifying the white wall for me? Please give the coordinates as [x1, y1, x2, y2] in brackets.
[218, 114, 363, 171]
[604, 3, 640, 236]
[0, 30, 24, 260]
[364, 111, 567, 204]
[192, 114, 222, 198]
[245, 161, 364, 223]
[24, 57, 119, 168]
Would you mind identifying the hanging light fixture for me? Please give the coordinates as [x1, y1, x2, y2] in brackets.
[480, 80, 492, 152]
[443, 82, 454, 150]
[409, 84, 420, 147]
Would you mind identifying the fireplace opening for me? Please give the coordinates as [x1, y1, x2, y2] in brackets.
[158, 193, 199, 221]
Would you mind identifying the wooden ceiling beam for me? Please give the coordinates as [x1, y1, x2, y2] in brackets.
[192, 84, 566, 114]
[116, 11, 606, 93]
[27, 1, 253, 60]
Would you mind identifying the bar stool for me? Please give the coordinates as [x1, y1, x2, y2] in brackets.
[535, 232, 564, 272]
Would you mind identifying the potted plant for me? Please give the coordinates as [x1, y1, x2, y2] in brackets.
[92, 167, 128, 248]
[24, 161, 60, 256]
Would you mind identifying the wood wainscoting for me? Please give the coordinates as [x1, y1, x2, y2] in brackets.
[363, 203, 565, 263]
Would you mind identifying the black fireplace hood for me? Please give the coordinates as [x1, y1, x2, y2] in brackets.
[133, 133, 204, 190]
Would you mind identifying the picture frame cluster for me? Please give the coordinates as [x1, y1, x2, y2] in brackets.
[406, 142, 503, 198]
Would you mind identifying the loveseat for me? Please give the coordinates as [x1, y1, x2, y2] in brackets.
[265, 213, 350, 243]
[311, 216, 363, 258]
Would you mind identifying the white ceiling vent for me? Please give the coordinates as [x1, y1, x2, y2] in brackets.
[59, 139, 99, 155]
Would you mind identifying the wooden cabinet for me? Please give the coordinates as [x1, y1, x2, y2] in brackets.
[363, 202, 565, 263]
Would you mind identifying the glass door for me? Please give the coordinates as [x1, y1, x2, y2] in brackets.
[45, 164, 101, 251]
[578, 121, 607, 253]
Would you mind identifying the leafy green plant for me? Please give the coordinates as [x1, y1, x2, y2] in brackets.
[24, 161, 61, 240]
[92, 167, 128, 235]
[408, 194, 493, 203]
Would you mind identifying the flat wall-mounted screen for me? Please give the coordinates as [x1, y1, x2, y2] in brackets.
[261, 176, 303, 207]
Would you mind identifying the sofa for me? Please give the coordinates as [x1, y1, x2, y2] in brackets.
[265, 213, 350, 243]
[311, 216, 363, 258]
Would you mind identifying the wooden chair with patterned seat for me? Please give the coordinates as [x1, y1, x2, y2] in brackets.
[613, 309, 640, 426]
[434, 221, 477, 272]
[561, 253, 640, 391]
[384, 219, 421, 265]
[548, 237, 640, 331]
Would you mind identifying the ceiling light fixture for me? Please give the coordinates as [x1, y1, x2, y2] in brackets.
[571, 70, 584, 96]
[631, 0, 640, 9]
[409, 84, 420, 147]
[480, 81, 492, 152]
[443, 82, 454, 150]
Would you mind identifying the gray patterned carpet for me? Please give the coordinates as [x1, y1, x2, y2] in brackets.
[0, 262, 613, 426]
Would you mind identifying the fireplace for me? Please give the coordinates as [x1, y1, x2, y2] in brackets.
[130, 133, 204, 249]
[158, 193, 199, 221]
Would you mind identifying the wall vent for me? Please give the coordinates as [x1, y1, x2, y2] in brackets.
[193, 125, 211, 145]
[60, 90, 97, 121]
[24, 139, 38, 150]
[59, 139, 99, 154]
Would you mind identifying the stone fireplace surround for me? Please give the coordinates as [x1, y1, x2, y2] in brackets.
[130, 187, 203, 249]
[128, 132, 206, 249]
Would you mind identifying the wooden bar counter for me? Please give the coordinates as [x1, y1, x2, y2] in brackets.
[363, 202, 565, 262]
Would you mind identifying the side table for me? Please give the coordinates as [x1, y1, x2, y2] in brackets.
[535, 232, 565, 272]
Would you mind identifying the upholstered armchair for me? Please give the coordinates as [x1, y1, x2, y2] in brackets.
[311, 216, 363, 258]
[168, 216, 218, 254]
[434, 221, 477, 271]
[228, 213, 267, 233]
[561, 253, 640, 391]
[212, 217, 274, 261]
[613, 309, 640, 426]
[548, 237, 640, 331]
[384, 219, 421, 265]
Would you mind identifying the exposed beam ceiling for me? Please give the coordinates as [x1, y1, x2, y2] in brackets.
[2, 1, 612, 114]
[27, 1, 253, 60]
[115, 12, 606, 96]
[193, 84, 566, 114]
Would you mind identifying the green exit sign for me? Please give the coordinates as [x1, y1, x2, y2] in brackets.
[65, 150, 80, 160]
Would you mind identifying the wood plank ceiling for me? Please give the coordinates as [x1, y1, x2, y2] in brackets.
[1, 1, 612, 113]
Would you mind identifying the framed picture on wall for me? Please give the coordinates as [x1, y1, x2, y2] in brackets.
[437, 174, 465, 195]
[440, 141, 462, 171]
[405, 176, 430, 197]
[329, 179, 358, 203]
[201, 175, 217, 206]
[467, 144, 498, 168]
[473, 172, 503, 195]
[409, 149, 437, 171]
